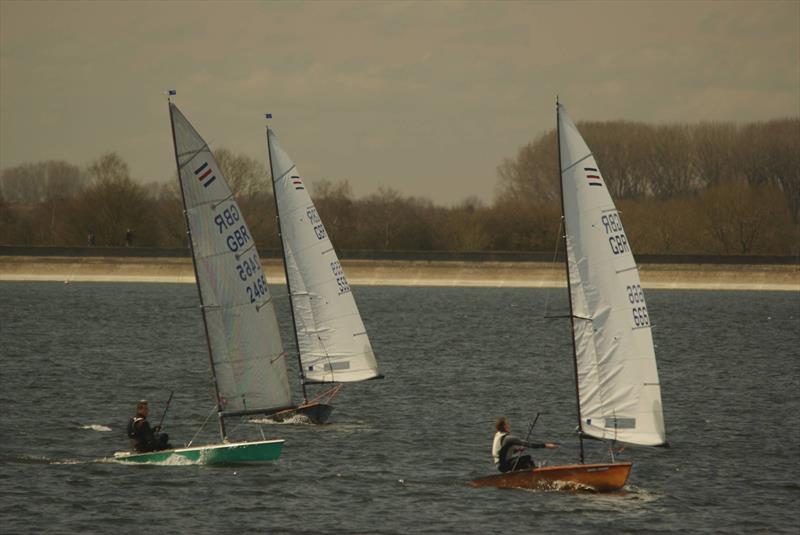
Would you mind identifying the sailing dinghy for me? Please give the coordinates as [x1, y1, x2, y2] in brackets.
[263, 122, 382, 424]
[472, 100, 667, 491]
[115, 97, 293, 464]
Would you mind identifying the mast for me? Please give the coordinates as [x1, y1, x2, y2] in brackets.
[265, 119, 309, 403]
[167, 94, 227, 440]
[555, 96, 584, 464]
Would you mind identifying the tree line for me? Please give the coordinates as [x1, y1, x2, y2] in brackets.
[1, 117, 798, 255]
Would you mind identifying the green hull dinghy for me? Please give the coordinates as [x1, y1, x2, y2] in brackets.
[114, 439, 284, 465]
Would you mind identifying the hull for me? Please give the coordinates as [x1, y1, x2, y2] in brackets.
[114, 439, 284, 465]
[268, 401, 333, 424]
[471, 462, 632, 492]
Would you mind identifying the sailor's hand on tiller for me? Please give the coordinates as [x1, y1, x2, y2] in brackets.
[544, 442, 557, 449]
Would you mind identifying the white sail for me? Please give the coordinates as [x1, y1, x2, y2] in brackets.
[170, 103, 292, 414]
[558, 103, 666, 446]
[268, 128, 380, 383]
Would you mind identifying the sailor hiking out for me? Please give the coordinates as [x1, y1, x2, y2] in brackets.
[492, 416, 557, 473]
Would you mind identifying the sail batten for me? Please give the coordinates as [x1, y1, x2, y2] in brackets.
[169, 103, 292, 415]
[558, 103, 666, 447]
[268, 128, 381, 384]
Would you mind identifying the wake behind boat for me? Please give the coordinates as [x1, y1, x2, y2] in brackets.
[471, 99, 667, 491]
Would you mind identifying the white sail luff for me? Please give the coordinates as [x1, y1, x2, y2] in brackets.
[268, 128, 380, 383]
[559, 103, 666, 446]
[170, 104, 292, 413]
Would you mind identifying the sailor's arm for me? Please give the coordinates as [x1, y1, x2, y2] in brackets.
[506, 435, 558, 449]
[523, 441, 557, 449]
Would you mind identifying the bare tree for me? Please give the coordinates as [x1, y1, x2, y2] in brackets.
[0, 193, 15, 244]
[1, 163, 42, 203]
[485, 197, 560, 251]
[693, 122, 737, 187]
[735, 119, 800, 223]
[496, 130, 559, 203]
[354, 188, 439, 250]
[645, 124, 695, 198]
[68, 153, 156, 246]
[213, 148, 269, 198]
[443, 197, 492, 251]
[311, 179, 356, 249]
[700, 181, 783, 254]
[618, 197, 701, 254]
[44, 161, 85, 200]
[146, 182, 186, 247]
[0, 160, 83, 203]
[580, 121, 651, 198]
[762, 119, 800, 223]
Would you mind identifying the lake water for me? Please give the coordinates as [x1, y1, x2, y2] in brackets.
[1, 282, 798, 533]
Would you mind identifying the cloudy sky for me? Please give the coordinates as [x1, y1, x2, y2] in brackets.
[1, 0, 798, 204]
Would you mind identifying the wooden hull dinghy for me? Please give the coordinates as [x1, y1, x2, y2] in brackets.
[266, 401, 334, 424]
[114, 439, 285, 465]
[471, 462, 631, 492]
[261, 384, 341, 424]
[471, 100, 668, 491]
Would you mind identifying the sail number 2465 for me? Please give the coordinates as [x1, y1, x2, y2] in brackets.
[236, 252, 261, 282]
[237, 252, 265, 308]
[626, 284, 650, 327]
[246, 274, 268, 303]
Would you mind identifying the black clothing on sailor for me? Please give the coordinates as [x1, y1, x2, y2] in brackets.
[127, 417, 170, 452]
[492, 431, 547, 473]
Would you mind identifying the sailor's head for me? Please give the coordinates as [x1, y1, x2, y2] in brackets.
[136, 400, 149, 417]
[495, 416, 509, 433]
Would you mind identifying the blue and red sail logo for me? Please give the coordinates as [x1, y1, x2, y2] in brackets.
[194, 162, 216, 188]
[584, 167, 603, 187]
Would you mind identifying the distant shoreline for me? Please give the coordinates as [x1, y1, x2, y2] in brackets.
[0, 255, 797, 291]
[0, 245, 796, 265]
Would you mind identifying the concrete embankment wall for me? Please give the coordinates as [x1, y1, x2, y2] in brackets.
[1, 249, 797, 291]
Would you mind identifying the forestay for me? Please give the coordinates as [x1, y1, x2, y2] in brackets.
[268, 128, 380, 383]
[170, 104, 292, 414]
[558, 103, 666, 446]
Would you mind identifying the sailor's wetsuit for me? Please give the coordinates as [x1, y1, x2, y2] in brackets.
[127, 417, 170, 453]
[492, 431, 547, 473]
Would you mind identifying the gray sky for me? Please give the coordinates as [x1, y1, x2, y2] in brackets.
[1, 0, 798, 204]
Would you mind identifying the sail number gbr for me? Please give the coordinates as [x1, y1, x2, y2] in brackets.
[214, 204, 251, 253]
[213, 203, 264, 304]
[601, 212, 630, 256]
[331, 260, 351, 294]
[626, 284, 650, 327]
[306, 207, 327, 241]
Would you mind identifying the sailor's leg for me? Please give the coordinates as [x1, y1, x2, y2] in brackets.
[513, 455, 534, 470]
[157, 433, 171, 450]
